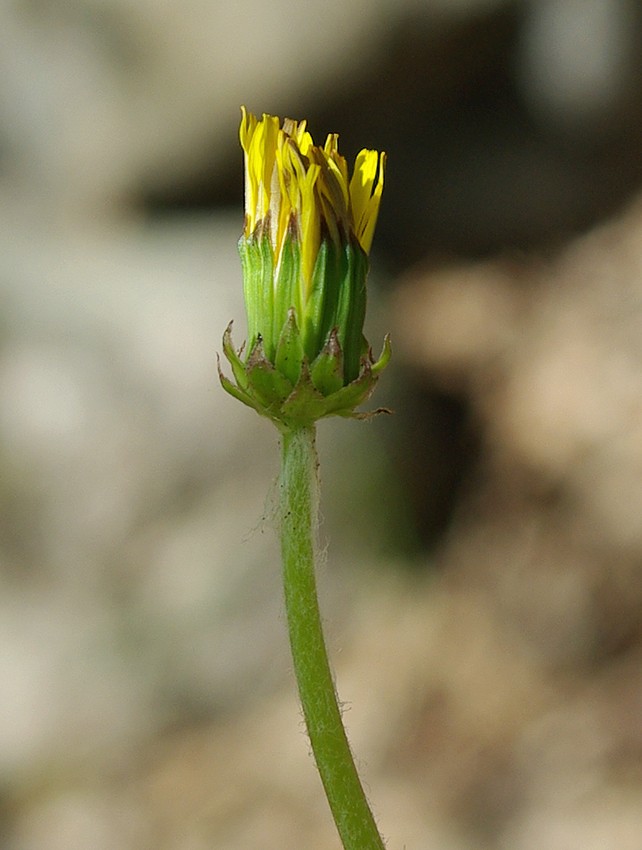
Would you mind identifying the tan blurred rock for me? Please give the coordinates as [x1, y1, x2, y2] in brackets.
[393, 195, 642, 706]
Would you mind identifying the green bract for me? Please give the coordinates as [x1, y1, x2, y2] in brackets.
[219, 234, 391, 429]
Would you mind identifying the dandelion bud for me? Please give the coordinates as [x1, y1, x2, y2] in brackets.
[219, 108, 390, 429]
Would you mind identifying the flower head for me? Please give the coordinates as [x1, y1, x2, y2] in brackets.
[219, 109, 390, 429]
[240, 107, 384, 286]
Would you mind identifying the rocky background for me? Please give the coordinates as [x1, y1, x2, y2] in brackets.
[1, 0, 642, 848]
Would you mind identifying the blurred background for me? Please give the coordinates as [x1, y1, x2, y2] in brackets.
[1, 0, 642, 848]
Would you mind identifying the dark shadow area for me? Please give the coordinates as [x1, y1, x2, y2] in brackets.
[389, 370, 482, 554]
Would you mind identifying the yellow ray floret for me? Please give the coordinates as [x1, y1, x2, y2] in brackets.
[239, 107, 385, 288]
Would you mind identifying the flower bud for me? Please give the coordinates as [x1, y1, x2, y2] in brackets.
[219, 108, 391, 429]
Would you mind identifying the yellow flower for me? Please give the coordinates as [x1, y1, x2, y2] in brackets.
[219, 108, 390, 429]
[239, 107, 385, 291]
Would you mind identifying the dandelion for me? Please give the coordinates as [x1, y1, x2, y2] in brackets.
[219, 109, 390, 850]
[219, 108, 390, 429]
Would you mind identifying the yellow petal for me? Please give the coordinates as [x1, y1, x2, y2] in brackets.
[240, 109, 384, 291]
[349, 149, 386, 254]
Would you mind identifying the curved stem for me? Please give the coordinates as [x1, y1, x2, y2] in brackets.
[279, 425, 386, 850]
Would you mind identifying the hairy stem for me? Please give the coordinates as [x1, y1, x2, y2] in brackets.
[279, 425, 386, 850]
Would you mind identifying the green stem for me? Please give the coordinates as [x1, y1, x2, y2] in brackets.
[279, 425, 386, 850]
